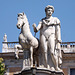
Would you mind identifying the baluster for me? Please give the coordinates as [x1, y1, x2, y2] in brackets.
[67, 43, 70, 49]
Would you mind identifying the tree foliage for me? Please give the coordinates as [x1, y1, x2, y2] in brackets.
[0, 58, 5, 75]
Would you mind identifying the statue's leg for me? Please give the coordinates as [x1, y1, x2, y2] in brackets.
[30, 46, 33, 67]
[48, 34, 62, 71]
[40, 35, 48, 68]
[48, 34, 55, 55]
[48, 34, 58, 70]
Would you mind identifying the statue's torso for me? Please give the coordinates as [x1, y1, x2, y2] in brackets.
[40, 17, 59, 39]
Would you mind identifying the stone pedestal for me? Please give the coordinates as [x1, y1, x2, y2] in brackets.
[22, 50, 30, 69]
[14, 67, 64, 75]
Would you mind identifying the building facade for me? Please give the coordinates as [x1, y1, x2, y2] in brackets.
[1, 34, 75, 75]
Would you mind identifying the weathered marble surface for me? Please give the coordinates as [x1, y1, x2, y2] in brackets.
[15, 12, 39, 69]
[14, 67, 64, 75]
[15, 5, 63, 75]
[2, 34, 8, 52]
[3, 33, 7, 42]
[33, 5, 62, 71]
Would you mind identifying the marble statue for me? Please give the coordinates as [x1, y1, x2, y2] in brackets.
[2, 34, 8, 53]
[15, 12, 39, 68]
[33, 5, 62, 71]
[3, 33, 7, 42]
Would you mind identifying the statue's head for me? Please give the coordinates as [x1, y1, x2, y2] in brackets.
[45, 5, 54, 16]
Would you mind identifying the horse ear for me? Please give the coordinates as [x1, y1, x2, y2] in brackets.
[23, 12, 24, 15]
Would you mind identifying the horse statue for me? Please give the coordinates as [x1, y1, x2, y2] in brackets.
[15, 12, 39, 67]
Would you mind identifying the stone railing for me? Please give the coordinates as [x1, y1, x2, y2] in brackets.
[2, 41, 75, 53]
[3, 41, 19, 47]
[61, 42, 75, 53]
[2, 42, 23, 53]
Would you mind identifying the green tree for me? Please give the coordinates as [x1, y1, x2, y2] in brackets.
[0, 58, 5, 75]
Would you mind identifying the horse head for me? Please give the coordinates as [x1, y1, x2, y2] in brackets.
[16, 12, 28, 29]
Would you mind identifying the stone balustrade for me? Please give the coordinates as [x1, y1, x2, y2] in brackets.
[61, 42, 75, 53]
[2, 41, 75, 53]
[2, 42, 23, 53]
[3, 41, 18, 47]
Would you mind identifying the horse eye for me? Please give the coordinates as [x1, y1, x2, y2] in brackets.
[20, 15, 22, 16]
[18, 15, 19, 17]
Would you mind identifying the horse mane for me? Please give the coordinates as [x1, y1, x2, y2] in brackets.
[23, 14, 29, 26]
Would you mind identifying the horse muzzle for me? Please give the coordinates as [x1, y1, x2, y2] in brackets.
[16, 24, 21, 29]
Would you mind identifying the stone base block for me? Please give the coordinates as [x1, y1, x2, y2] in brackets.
[14, 67, 64, 75]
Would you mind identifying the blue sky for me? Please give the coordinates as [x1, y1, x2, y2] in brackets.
[0, 0, 75, 52]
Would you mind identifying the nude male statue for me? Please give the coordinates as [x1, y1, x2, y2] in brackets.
[33, 5, 62, 71]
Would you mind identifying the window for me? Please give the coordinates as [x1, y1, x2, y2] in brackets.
[70, 68, 75, 75]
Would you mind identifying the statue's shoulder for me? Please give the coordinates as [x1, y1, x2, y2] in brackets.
[39, 17, 46, 23]
[53, 17, 60, 24]
[41, 17, 46, 21]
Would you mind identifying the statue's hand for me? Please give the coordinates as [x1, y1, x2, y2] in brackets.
[32, 23, 37, 32]
[58, 40, 62, 43]
[33, 23, 36, 28]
